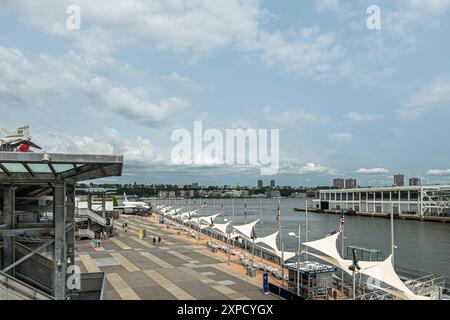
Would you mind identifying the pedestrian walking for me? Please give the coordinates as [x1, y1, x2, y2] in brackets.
[158, 236, 161, 246]
[153, 237, 156, 245]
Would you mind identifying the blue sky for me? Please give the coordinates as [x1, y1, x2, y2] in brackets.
[1, 0, 450, 186]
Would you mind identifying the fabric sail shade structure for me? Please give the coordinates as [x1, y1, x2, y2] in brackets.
[232, 219, 260, 239]
[302, 233, 430, 300]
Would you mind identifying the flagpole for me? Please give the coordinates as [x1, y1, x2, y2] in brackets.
[259, 199, 262, 259]
[197, 201, 200, 247]
[232, 198, 235, 249]
[244, 199, 247, 252]
[341, 209, 345, 299]
[305, 199, 309, 261]
[228, 201, 232, 265]
[278, 199, 281, 250]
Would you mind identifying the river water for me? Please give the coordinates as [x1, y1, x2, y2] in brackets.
[162, 198, 450, 279]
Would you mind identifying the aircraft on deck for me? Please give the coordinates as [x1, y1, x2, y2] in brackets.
[114, 193, 150, 213]
[0, 125, 42, 152]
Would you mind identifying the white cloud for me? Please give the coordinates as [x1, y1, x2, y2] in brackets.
[331, 132, 355, 142]
[104, 87, 190, 127]
[402, 0, 450, 15]
[262, 106, 330, 125]
[163, 72, 203, 92]
[397, 80, 450, 119]
[426, 169, 450, 175]
[35, 128, 162, 165]
[282, 162, 336, 175]
[315, 0, 339, 14]
[346, 112, 383, 122]
[4, 0, 352, 79]
[0, 46, 189, 128]
[355, 168, 389, 174]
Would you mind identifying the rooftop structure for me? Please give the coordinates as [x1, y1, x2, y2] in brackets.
[0, 152, 123, 300]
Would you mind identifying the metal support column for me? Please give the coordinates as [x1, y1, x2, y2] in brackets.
[53, 182, 67, 300]
[101, 191, 106, 220]
[2, 185, 15, 276]
[66, 184, 75, 271]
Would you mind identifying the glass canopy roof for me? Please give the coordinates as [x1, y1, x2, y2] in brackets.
[0, 152, 123, 182]
[0, 162, 80, 174]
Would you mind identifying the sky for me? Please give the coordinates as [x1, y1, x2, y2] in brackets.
[1, 0, 450, 187]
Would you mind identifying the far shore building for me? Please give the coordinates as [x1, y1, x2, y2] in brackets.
[394, 173, 405, 187]
[316, 185, 450, 217]
[258, 179, 264, 188]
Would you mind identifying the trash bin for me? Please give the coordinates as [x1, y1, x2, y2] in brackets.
[247, 266, 256, 278]
[262, 272, 269, 294]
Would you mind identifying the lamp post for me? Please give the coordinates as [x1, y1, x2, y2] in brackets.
[289, 225, 301, 297]
[251, 226, 257, 275]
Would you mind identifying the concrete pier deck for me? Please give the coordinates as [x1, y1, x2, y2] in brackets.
[75, 215, 281, 300]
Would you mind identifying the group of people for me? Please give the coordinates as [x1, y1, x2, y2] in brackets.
[153, 236, 162, 246]
[121, 220, 162, 246]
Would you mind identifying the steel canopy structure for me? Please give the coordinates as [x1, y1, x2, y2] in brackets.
[0, 152, 123, 300]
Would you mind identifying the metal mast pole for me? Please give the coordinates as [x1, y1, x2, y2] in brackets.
[232, 198, 235, 248]
[341, 212, 345, 299]
[305, 199, 308, 260]
[391, 208, 395, 266]
[259, 199, 262, 238]
[278, 199, 281, 249]
[228, 203, 231, 265]
[251, 227, 255, 272]
[197, 201, 200, 246]
[352, 270, 356, 300]
[297, 224, 301, 297]
[281, 242, 285, 289]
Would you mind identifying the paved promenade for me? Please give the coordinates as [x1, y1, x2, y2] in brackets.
[75, 215, 280, 300]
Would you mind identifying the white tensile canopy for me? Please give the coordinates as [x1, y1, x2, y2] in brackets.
[359, 255, 429, 300]
[253, 230, 296, 261]
[212, 222, 231, 236]
[303, 233, 429, 300]
[255, 231, 279, 252]
[232, 219, 260, 239]
[178, 210, 198, 219]
[199, 213, 221, 225]
[272, 249, 297, 262]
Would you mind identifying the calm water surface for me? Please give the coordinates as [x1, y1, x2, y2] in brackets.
[161, 198, 450, 278]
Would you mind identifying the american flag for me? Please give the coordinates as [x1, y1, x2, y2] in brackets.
[244, 200, 247, 223]
[276, 203, 280, 226]
[337, 214, 345, 234]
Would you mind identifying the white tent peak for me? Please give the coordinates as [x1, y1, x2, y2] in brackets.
[255, 231, 279, 252]
[232, 219, 260, 239]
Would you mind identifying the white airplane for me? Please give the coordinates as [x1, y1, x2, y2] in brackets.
[0, 125, 42, 152]
[114, 193, 150, 211]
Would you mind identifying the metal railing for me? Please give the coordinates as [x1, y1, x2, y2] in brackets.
[0, 271, 54, 300]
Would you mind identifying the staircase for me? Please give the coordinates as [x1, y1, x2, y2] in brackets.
[76, 208, 107, 226]
[77, 228, 96, 239]
[0, 271, 54, 300]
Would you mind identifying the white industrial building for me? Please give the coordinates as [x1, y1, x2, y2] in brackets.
[317, 185, 450, 217]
